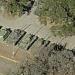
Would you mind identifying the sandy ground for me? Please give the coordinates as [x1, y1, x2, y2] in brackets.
[0, 42, 29, 74]
[0, 42, 26, 63]
[0, 42, 37, 75]
[0, 57, 17, 75]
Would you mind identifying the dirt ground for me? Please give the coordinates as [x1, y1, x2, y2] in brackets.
[0, 42, 29, 74]
[0, 42, 26, 63]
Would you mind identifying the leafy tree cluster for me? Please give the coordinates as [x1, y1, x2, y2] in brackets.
[0, 0, 28, 16]
[35, 0, 75, 36]
[9, 44, 75, 75]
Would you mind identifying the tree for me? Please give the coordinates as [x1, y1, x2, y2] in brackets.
[35, 0, 75, 36]
[10, 44, 75, 75]
[0, 0, 28, 16]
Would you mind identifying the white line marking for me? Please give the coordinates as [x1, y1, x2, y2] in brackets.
[0, 55, 18, 63]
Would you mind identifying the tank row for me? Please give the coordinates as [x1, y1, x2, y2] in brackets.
[0, 26, 70, 51]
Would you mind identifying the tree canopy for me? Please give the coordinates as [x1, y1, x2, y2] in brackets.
[0, 0, 28, 16]
[35, 0, 75, 36]
[8, 44, 75, 75]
